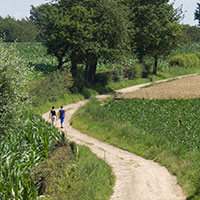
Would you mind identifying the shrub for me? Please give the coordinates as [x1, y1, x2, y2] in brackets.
[81, 88, 98, 99]
[29, 69, 73, 106]
[170, 53, 200, 68]
[123, 64, 143, 80]
[112, 65, 124, 82]
[95, 70, 113, 86]
[142, 64, 152, 78]
[0, 39, 32, 134]
[195, 52, 200, 60]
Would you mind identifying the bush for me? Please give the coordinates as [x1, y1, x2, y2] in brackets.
[123, 64, 143, 80]
[0, 39, 32, 133]
[29, 69, 73, 106]
[195, 52, 200, 60]
[170, 53, 200, 68]
[95, 70, 113, 86]
[81, 88, 98, 99]
[112, 65, 124, 82]
[142, 64, 152, 78]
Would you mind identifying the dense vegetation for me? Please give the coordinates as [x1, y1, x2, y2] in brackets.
[32, 145, 114, 200]
[0, 16, 39, 42]
[30, 0, 184, 82]
[0, 40, 32, 134]
[0, 111, 63, 199]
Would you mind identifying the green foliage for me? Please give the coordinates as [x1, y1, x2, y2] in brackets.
[126, 0, 182, 62]
[181, 25, 200, 42]
[3, 42, 58, 79]
[31, 0, 129, 81]
[81, 88, 98, 99]
[95, 70, 114, 86]
[31, 145, 114, 200]
[171, 42, 200, 55]
[0, 16, 39, 42]
[29, 69, 73, 106]
[71, 98, 200, 199]
[123, 64, 143, 80]
[0, 111, 63, 199]
[170, 53, 200, 68]
[112, 65, 124, 82]
[0, 39, 32, 133]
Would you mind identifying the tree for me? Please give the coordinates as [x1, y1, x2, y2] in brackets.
[0, 16, 39, 42]
[0, 39, 31, 134]
[30, 0, 129, 82]
[195, 3, 200, 26]
[124, 0, 182, 74]
[31, 2, 92, 75]
[181, 24, 200, 43]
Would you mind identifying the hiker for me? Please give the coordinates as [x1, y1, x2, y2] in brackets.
[59, 106, 65, 128]
[49, 106, 57, 126]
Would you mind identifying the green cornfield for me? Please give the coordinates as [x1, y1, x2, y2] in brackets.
[0, 111, 63, 199]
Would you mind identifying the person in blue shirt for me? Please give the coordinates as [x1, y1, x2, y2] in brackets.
[59, 106, 65, 128]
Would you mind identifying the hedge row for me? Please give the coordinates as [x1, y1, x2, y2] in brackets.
[170, 53, 200, 68]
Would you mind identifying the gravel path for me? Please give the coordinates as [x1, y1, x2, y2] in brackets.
[42, 75, 193, 200]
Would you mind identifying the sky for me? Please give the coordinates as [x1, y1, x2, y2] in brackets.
[169, 0, 199, 26]
[0, 0, 199, 26]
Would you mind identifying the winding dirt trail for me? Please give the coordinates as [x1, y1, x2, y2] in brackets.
[42, 75, 194, 200]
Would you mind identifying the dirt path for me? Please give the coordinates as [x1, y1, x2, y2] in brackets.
[42, 75, 193, 200]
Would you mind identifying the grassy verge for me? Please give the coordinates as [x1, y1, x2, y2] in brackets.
[31, 143, 114, 200]
[108, 67, 199, 91]
[33, 93, 85, 114]
[71, 98, 200, 200]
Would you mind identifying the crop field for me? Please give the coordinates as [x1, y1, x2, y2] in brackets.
[0, 111, 63, 199]
[122, 75, 200, 99]
[71, 75, 200, 199]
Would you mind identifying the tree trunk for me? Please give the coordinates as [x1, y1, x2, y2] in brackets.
[138, 54, 144, 64]
[88, 58, 97, 83]
[71, 56, 77, 78]
[153, 55, 158, 75]
[85, 54, 98, 83]
[57, 56, 63, 70]
[85, 61, 89, 82]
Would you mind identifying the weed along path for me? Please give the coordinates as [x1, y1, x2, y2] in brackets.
[41, 75, 197, 200]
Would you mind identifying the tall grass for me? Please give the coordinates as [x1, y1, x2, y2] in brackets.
[71, 98, 200, 199]
[32, 145, 114, 200]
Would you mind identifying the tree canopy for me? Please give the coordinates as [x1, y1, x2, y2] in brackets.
[0, 16, 39, 42]
[31, 0, 183, 80]
[181, 24, 200, 43]
[30, 0, 129, 82]
[124, 0, 182, 74]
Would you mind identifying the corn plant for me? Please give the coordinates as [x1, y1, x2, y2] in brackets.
[0, 111, 62, 199]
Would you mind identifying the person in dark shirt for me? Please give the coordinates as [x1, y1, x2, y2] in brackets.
[49, 106, 57, 126]
[59, 106, 65, 128]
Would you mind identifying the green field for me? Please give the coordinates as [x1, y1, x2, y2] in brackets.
[71, 98, 200, 199]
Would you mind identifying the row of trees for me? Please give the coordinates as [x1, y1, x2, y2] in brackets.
[30, 0, 183, 82]
[0, 16, 39, 42]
